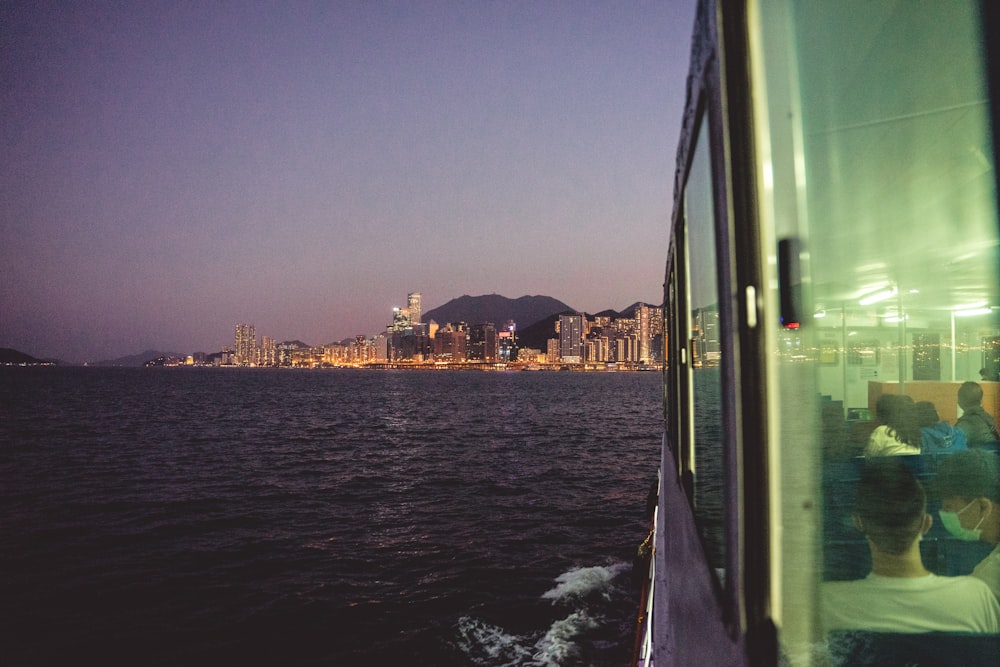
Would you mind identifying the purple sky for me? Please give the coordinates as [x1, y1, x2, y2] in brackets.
[1, 1, 695, 363]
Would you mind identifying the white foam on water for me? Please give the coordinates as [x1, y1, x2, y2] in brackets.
[531, 610, 600, 666]
[540, 562, 629, 603]
[455, 615, 533, 667]
[457, 562, 630, 666]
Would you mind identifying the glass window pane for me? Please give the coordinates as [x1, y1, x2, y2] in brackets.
[754, 0, 1000, 656]
[685, 119, 726, 574]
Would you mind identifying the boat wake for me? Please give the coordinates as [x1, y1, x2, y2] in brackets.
[455, 562, 631, 666]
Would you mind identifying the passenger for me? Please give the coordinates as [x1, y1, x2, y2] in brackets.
[822, 459, 1000, 633]
[916, 401, 967, 452]
[937, 450, 1000, 600]
[980, 367, 999, 382]
[865, 394, 921, 457]
[955, 381, 1000, 448]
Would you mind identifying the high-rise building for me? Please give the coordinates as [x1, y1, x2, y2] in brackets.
[389, 306, 412, 332]
[234, 323, 256, 366]
[468, 323, 497, 362]
[559, 314, 584, 363]
[498, 321, 517, 362]
[434, 324, 468, 361]
[637, 303, 651, 364]
[408, 292, 422, 324]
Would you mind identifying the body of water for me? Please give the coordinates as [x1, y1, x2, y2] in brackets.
[1, 368, 662, 665]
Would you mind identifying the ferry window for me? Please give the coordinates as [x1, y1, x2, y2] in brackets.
[752, 0, 1000, 658]
[683, 118, 726, 573]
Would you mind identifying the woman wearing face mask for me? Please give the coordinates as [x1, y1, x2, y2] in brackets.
[937, 450, 1000, 599]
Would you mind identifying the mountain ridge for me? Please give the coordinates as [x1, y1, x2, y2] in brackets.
[422, 294, 574, 330]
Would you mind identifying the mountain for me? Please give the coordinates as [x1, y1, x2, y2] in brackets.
[423, 294, 573, 330]
[93, 349, 182, 367]
[0, 347, 55, 365]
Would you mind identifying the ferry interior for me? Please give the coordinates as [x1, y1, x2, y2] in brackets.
[645, 1, 1000, 665]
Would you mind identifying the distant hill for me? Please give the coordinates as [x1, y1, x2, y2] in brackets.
[0, 347, 55, 365]
[423, 294, 573, 330]
[93, 349, 182, 367]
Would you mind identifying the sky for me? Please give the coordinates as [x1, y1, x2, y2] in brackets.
[1, 1, 696, 363]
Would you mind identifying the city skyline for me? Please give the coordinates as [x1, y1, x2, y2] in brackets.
[1, 2, 696, 363]
[203, 297, 662, 368]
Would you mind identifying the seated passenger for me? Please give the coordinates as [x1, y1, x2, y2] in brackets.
[955, 381, 1000, 448]
[865, 394, 921, 457]
[916, 401, 967, 452]
[822, 459, 1000, 633]
[937, 450, 1000, 599]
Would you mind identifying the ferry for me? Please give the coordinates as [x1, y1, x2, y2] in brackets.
[636, 1, 1000, 664]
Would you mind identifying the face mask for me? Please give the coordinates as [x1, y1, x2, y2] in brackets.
[939, 499, 990, 541]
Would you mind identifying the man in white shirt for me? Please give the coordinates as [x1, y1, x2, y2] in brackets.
[937, 450, 1000, 600]
[822, 459, 1000, 633]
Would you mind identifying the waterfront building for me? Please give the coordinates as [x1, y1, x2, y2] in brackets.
[546, 338, 560, 364]
[260, 336, 277, 367]
[468, 322, 497, 362]
[434, 324, 467, 362]
[559, 314, 584, 363]
[498, 321, 518, 362]
[637, 303, 652, 364]
[234, 323, 256, 366]
[373, 332, 390, 363]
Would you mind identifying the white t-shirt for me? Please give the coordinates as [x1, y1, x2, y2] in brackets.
[973, 544, 1000, 600]
[864, 425, 920, 457]
[822, 572, 1000, 633]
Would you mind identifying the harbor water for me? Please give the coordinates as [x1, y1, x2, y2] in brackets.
[0, 367, 661, 665]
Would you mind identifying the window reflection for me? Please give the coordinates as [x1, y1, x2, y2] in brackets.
[684, 119, 726, 572]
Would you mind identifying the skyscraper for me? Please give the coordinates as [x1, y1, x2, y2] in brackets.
[234, 323, 256, 366]
[637, 303, 651, 364]
[498, 321, 517, 362]
[468, 323, 497, 362]
[559, 314, 584, 363]
[408, 292, 422, 324]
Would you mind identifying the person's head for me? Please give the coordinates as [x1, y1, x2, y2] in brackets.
[937, 450, 1000, 544]
[855, 459, 930, 555]
[915, 401, 940, 428]
[958, 381, 984, 410]
[875, 394, 899, 424]
[880, 394, 921, 447]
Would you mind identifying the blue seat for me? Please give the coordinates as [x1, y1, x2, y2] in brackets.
[827, 630, 1000, 666]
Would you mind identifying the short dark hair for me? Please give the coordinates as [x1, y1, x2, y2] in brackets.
[857, 459, 926, 555]
[937, 450, 1000, 503]
[958, 381, 984, 409]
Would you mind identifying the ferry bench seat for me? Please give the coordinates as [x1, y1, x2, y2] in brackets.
[827, 630, 1000, 667]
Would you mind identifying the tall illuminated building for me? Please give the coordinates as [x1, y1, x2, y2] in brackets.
[498, 321, 517, 362]
[559, 314, 584, 363]
[408, 292, 422, 324]
[468, 323, 497, 362]
[637, 303, 651, 364]
[234, 323, 256, 366]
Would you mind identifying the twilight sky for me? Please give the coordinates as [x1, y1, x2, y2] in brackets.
[1, 1, 696, 363]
